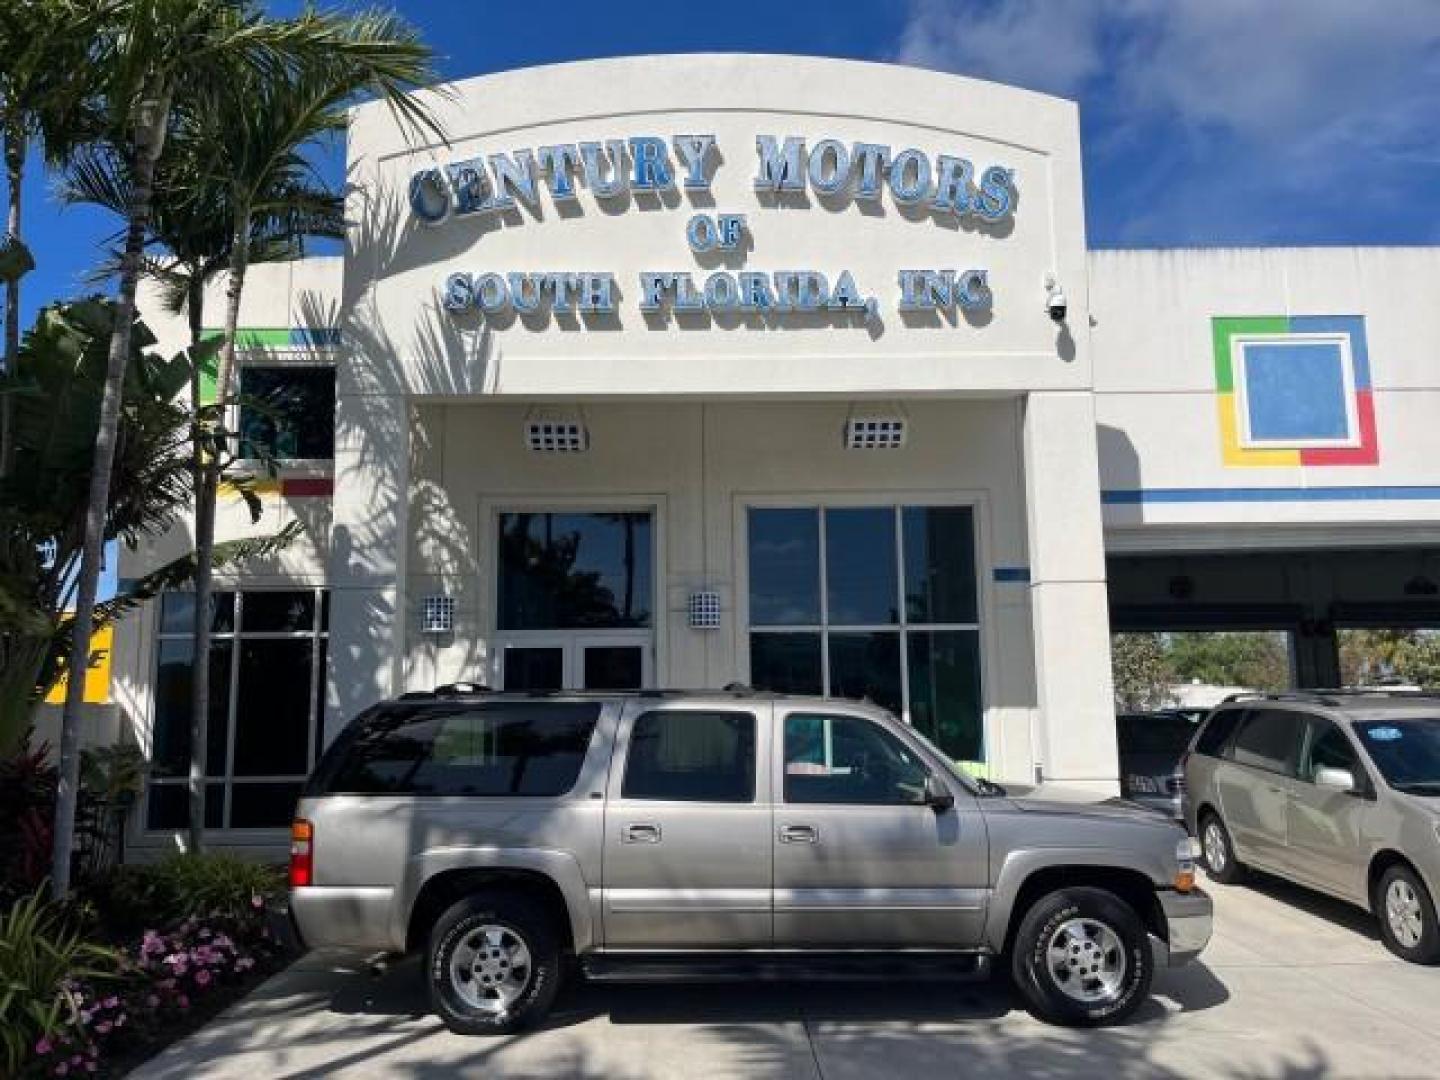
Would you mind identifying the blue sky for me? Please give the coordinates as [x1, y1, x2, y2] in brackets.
[19, 0, 1440, 328]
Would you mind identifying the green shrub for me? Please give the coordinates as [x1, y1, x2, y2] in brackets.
[86, 854, 285, 938]
[0, 888, 120, 1076]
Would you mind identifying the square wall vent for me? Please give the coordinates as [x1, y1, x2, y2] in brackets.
[844, 418, 907, 450]
[525, 420, 589, 453]
[421, 595, 455, 634]
[688, 590, 722, 630]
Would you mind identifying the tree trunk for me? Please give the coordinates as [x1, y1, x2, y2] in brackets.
[189, 204, 251, 850]
[52, 85, 172, 899]
[2, 133, 23, 479]
[185, 274, 209, 852]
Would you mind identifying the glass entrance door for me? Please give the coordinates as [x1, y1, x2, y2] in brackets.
[500, 634, 651, 691]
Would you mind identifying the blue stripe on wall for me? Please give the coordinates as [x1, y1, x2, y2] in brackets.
[992, 567, 1031, 582]
[1103, 486, 1440, 505]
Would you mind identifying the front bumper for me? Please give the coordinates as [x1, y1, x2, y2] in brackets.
[1153, 886, 1213, 967]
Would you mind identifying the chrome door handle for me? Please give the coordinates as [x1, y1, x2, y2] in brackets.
[778, 824, 818, 844]
[623, 823, 661, 844]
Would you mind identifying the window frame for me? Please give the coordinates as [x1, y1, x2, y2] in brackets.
[779, 710, 934, 807]
[737, 494, 990, 762]
[145, 587, 329, 834]
[1298, 717, 1369, 790]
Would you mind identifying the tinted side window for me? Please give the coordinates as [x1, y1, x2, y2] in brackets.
[1302, 720, 1360, 783]
[318, 702, 600, 796]
[1194, 709, 1243, 757]
[784, 712, 929, 805]
[1230, 709, 1303, 775]
[622, 711, 756, 802]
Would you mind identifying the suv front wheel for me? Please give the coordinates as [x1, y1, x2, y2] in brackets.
[1010, 886, 1153, 1026]
[427, 892, 563, 1035]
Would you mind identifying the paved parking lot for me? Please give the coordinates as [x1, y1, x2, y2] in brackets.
[134, 873, 1440, 1079]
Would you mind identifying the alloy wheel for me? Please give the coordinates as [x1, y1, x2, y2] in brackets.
[1045, 917, 1128, 1004]
[1386, 878, 1425, 949]
[448, 924, 533, 1015]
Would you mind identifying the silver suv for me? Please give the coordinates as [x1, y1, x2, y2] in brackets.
[1184, 690, 1440, 964]
[289, 687, 1211, 1032]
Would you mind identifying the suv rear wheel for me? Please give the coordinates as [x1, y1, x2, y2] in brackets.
[1199, 812, 1246, 884]
[1010, 886, 1153, 1026]
[1375, 864, 1440, 965]
[426, 892, 562, 1035]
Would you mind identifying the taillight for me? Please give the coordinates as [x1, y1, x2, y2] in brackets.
[290, 819, 313, 887]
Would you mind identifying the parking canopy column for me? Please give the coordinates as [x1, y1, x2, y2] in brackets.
[1023, 390, 1119, 792]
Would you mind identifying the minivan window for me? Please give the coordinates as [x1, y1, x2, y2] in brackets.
[1301, 720, 1361, 784]
[622, 711, 756, 802]
[1230, 709, 1304, 775]
[1354, 718, 1440, 794]
[1194, 709, 1243, 757]
[317, 702, 600, 796]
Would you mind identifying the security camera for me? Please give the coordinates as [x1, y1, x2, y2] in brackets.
[1045, 283, 1068, 323]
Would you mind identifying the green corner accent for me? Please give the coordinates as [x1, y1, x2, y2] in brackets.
[197, 349, 218, 405]
[1211, 316, 1289, 392]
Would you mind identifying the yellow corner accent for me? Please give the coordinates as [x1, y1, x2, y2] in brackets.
[44, 624, 113, 705]
[1217, 394, 1300, 467]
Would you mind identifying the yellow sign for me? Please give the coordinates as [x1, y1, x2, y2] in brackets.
[44, 624, 113, 705]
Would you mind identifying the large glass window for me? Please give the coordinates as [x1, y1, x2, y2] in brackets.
[784, 712, 929, 805]
[622, 711, 756, 803]
[498, 512, 653, 629]
[747, 506, 983, 761]
[147, 588, 328, 830]
[238, 366, 335, 460]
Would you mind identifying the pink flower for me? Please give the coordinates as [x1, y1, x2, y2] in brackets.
[235, 957, 255, 972]
[251, 894, 264, 909]
[70, 1056, 82, 1066]
[54, 1064, 68, 1077]
[85, 1063, 97, 1074]
[35, 1038, 53, 1055]
[194, 969, 212, 987]
[102, 997, 118, 1010]
[141, 931, 164, 956]
[177, 995, 190, 1010]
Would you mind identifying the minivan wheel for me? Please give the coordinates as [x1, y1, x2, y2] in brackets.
[1375, 865, 1440, 965]
[427, 893, 562, 1035]
[1199, 813, 1246, 884]
[1010, 887, 1153, 1027]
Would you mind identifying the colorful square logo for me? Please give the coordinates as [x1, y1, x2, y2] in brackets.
[1213, 316, 1377, 466]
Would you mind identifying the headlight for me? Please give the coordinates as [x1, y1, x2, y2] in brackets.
[1175, 836, 1200, 892]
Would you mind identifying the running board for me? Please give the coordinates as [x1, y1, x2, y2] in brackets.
[581, 951, 991, 983]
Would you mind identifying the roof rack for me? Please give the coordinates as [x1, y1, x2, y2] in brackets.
[1220, 688, 1440, 707]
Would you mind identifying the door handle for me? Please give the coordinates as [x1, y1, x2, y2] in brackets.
[623, 823, 661, 844]
[778, 824, 818, 844]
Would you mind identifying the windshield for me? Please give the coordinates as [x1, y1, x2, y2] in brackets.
[1354, 718, 1440, 793]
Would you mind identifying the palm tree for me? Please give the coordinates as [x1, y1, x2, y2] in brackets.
[53, 0, 435, 896]
[0, 0, 105, 476]
[172, 11, 441, 852]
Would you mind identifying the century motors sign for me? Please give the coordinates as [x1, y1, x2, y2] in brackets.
[410, 135, 1017, 325]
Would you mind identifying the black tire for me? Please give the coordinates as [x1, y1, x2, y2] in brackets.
[1199, 812, 1246, 885]
[1009, 886, 1153, 1027]
[1375, 864, 1440, 965]
[426, 892, 563, 1035]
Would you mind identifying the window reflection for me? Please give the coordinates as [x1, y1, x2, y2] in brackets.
[498, 512, 653, 629]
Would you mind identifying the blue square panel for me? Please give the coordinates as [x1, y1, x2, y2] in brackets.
[1243, 341, 1350, 441]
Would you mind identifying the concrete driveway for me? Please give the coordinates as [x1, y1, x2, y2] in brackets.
[132, 874, 1440, 1080]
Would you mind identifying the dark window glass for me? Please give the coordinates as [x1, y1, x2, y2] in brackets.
[903, 507, 977, 624]
[151, 639, 231, 777]
[159, 591, 234, 635]
[504, 647, 564, 691]
[1118, 713, 1202, 756]
[239, 366, 336, 460]
[622, 711, 755, 802]
[146, 783, 224, 830]
[825, 508, 897, 625]
[1355, 718, 1440, 791]
[1195, 709, 1243, 757]
[232, 639, 313, 776]
[242, 591, 315, 633]
[1302, 721, 1360, 783]
[320, 590, 330, 632]
[583, 646, 643, 690]
[314, 638, 328, 763]
[229, 782, 302, 828]
[498, 512, 652, 629]
[907, 630, 983, 761]
[827, 632, 902, 714]
[1231, 709, 1304, 775]
[748, 509, 819, 625]
[784, 713, 929, 805]
[322, 703, 601, 796]
[750, 633, 822, 695]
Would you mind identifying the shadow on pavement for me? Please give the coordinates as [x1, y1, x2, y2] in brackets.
[1232, 872, 1381, 942]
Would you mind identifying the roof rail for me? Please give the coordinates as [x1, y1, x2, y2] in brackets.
[1219, 687, 1440, 706]
[433, 682, 492, 696]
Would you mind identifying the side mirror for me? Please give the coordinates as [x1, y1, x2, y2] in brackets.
[1315, 766, 1358, 793]
[923, 774, 955, 812]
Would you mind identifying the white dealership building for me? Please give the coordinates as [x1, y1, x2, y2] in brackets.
[95, 56, 1440, 849]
